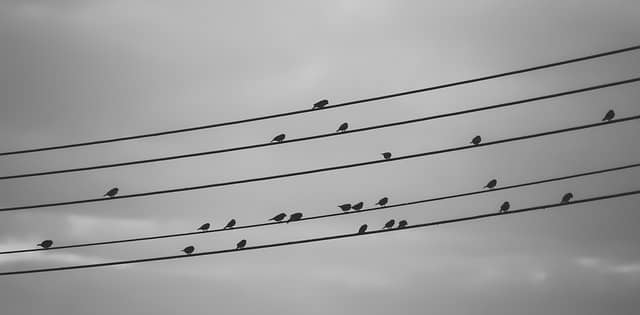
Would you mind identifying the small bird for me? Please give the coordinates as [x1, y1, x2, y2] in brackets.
[236, 239, 247, 249]
[338, 204, 352, 212]
[485, 179, 497, 189]
[398, 220, 408, 228]
[197, 223, 211, 231]
[383, 219, 395, 229]
[104, 187, 119, 198]
[336, 122, 349, 133]
[602, 110, 615, 122]
[224, 219, 236, 229]
[37, 240, 53, 249]
[182, 246, 195, 255]
[269, 213, 287, 222]
[471, 135, 482, 145]
[561, 192, 574, 204]
[313, 99, 329, 110]
[376, 197, 389, 206]
[288, 212, 303, 223]
[358, 224, 368, 234]
[271, 133, 286, 143]
[352, 202, 364, 211]
[499, 201, 510, 213]
[382, 152, 392, 160]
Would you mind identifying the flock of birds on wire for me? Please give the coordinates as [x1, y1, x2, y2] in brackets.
[32, 102, 616, 254]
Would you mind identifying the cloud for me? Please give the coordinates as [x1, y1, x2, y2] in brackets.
[0, 240, 107, 266]
[575, 256, 640, 275]
[66, 214, 160, 237]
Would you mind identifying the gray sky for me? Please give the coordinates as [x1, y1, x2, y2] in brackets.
[1, 1, 639, 314]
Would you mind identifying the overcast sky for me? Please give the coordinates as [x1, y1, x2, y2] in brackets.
[1, 1, 639, 314]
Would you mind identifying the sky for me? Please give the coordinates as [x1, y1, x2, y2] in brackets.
[0, 0, 639, 314]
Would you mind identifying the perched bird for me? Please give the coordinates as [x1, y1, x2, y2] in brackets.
[376, 197, 389, 206]
[224, 219, 236, 229]
[269, 213, 287, 222]
[499, 201, 510, 213]
[484, 179, 497, 189]
[352, 202, 364, 211]
[336, 122, 349, 133]
[383, 219, 395, 229]
[182, 246, 195, 255]
[398, 220, 408, 228]
[382, 152, 392, 160]
[561, 192, 574, 204]
[271, 133, 286, 143]
[602, 110, 615, 122]
[104, 187, 119, 198]
[37, 240, 53, 249]
[197, 223, 211, 231]
[338, 204, 352, 212]
[288, 212, 303, 223]
[471, 135, 482, 145]
[358, 224, 368, 234]
[313, 99, 329, 110]
[236, 239, 247, 249]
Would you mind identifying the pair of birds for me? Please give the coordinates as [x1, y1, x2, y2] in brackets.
[182, 240, 247, 255]
[197, 219, 237, 232]
[339, 197, 389, 212]
[271, 122, 350, 143]
[358, 219, 408, 233]
[269, 212, 303, 223]
[497, 193, 574, 214]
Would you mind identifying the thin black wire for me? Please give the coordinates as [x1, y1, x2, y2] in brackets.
[2, 44, 639, 156]
[1, 115, 638, 212]
[2, 162, 637, 255]
[1, 189, 637, 276]
[3, 77, 638, 180]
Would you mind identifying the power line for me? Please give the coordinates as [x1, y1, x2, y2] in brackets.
[2, 44, 639, 157]
[2, 77, 638, 180]
[1, 162, 637, 255]
[1, 189, 637, 276]
[1, 115, 638, 212]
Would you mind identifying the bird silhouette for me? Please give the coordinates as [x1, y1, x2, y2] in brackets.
[338, 204, 352, 212]
[382, 152, 392, 160]
[313, 99, 329, 109]
[499, 201, 510, 213]
[471, 135, 482, 145]
[383, 219, 395, 229]
[352, 202, 364, 211]
[336, 122, 349, 133]
[376, 197, 389, 206]
[485, 179, 497, 189]
[358, 224, 368, 234]
[104, 187, 119, 198]
[37, 240, 53, 249]
[398, 220, 408, 228]
[224, 219, 236, 229]
[197, 223, 211, 231]
[269, 213, 287, 222]
[602, 110, 615, 121]
[271, 133, 286, 143]
[236, 239, 247, 249]
[288, 212, 303, 223]
[182, 246, 195, 255]
[561, 192, 574, 204]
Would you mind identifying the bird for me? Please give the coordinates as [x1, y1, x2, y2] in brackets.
[398, 220, 408, 228]
[471, 135, 482, 145]
[336, 122, 349, 133]
[104, 187, 119, 198]
[271, 133, 286, 143]
[602, 110, 615, 122]
[269, 213, 287, 222]
[484, 179, 497, 189]
[561, 192, 574, 204]
[182, 246, 195, 255]
[383, 219, 395, 229]
[358, 224, 368, 234]
[313, 99, 329, 110]
[37, 240, 53, 249]
[288, 212, 303, 223]
[352, 202, 364, 211]
[338, 204, 352, 212]
[381, 152, 392, 160]
[236, 239, 247, 249]
[197, 223, 211, 231]
[224, 219, 236, 229]
[376, 197, 389, 206]
[499, 201, 510, 213]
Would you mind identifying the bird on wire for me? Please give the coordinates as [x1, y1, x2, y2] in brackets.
[384, 219, 395, 229]
[197, 223, 211, 232]
[336, 122, 349, 133]
[561, 192, 574, 204]
[224, 219, 236, 229]
[288, 212, 303, 223]
[104, 187, 119, 198]
[382, 152, 392, 160]
[269, 213, 287, 222]
[499, 201, 510, 213]
[271, 133, 286, 143]
[358, 224, 368, 234]
[338, 204, 352, 212]
[236, 239, 247, 249]
[352, 202, 364, 211]
[313, 99, 329, 110]
[376, 197, 389, 206]
[398, 220, 408, 228]
[37, 240, 53, 249]
[182, 246, 195, 255]
[602, 110, 615, 121]
[471, 135, 482, 145]
[485, 179, 497, 189]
